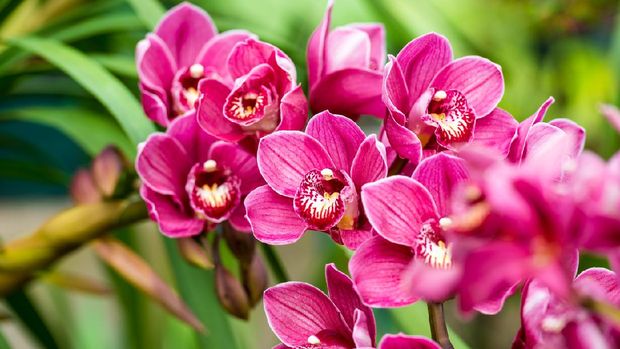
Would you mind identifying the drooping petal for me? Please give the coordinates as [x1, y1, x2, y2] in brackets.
[141, 186, 204, 238]
[209, 141, 263, 194]
[507, 97, 554, 163]
[306, 111, 366, 172]
[470, 108, 518, 156]
[361, 176, 438, 246]
[257, 131, 334, 197]
[307, 0, 333, 88]
[396, 33, 452, 104]
[196, 79, 244, 142]
[325, 27, 371, 73]
[349, 236, 418, 307]
[351, 135, 388, 187]
[430, 56, 504, 118]
[379, 334, 442, 349]
[136, 134, 191, 198]
[277, 84, 308, 132]
[412, 153, 468, 217]
[155, 3, 217, 68]
[325, 264, 375, 342]
[309, 69, 385, 118]
[196, 30, 256, 80]
[263, 281, 350, 347]
[245, 185, 306, 244]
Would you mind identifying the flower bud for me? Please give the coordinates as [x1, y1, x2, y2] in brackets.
[92, 145, 129, 198]
[177, 237, 213, 270]
[70, 169, 102, 204]
[222, 224, 255, 266]
[215, 264, 250, 320]
[242, 252, 268, 307]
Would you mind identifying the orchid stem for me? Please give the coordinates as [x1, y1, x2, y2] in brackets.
[427, 302, 453, 349]
[260, 244, 289, 283]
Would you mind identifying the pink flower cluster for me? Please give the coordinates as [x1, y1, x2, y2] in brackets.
[134, 2, 620, 348]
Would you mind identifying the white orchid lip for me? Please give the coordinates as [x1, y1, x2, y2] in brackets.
[186, 162, 241, 223]
[293, 169, 347, 231]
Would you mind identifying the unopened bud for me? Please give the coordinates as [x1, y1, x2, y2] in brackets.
[215, 264, 250, 320]
[92, 146, 128, 198]
[177, 237, 213, 270]
[223, 225, 256, 266]
[242, 253, 268, 307]
[70, 169, 102, 204]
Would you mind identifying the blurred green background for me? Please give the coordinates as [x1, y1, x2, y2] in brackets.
[0, 0, 619, 348]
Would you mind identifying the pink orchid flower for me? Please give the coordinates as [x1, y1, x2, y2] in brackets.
[245, 111, 387, 249]
[196, 37, 308, 148]
[264, 264, 376, 348]
[349, 152, 512, 311]
[513, 268, 620, 349]
[378, 335, 441, 349]
[307, 0, 386, 119]
[136, 2, 254, 126]
[136, 113, 264, 238]
[383, 33, 515, 164]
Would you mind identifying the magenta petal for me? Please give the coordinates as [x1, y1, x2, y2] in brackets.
[385, 112, 423, 164]
[140, 87, 170, 127]
[340, 229, 375, 250]
[402, 258, 462, 302]
[412, 153, 468, 217]
[309, 68, 385, 118]
[379, 334, 441, 349]
[167, 112, 215, 162]
[155, 3, 217, 68]
[470, 108, 518, 156]
[263, 281, 349, 347]
[325, 27, 371, 73]
[227, 38, 274, 79]
[349, 23, 386, 70]
[383, 57, 410, 114]
[352, 310, 373, 348]
[258, 131, 334, 197]
[141, 186, 203, 238]
[136, 134, 191, 198]
[351, 135, 387, 187]
[431, 56, 504, 117]
[197, 30, 255, 80]
[208, 141, 263, 194]
[472, 282, 518, 315]
[508, 97, 554, 163]
[325, 264, 375, 342]
[136, 34, 176, 92]
[396, 33, 452, 103]
[228, 203, 251, 232]
[349, 236, 418, 307]
[277, 84, 308, 132]
[361, 176, 438, 246]
[548, 118, 586, 159]
[245, 185, 306, 244]
[574, 268, 620, 306]
[521, 123, 572, 179]
[306, 111, 365, 172]
[307, 0, 333, 88]
[196, 79, 244, 142]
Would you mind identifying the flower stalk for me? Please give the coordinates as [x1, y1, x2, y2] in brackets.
[427, 302, 453, 349]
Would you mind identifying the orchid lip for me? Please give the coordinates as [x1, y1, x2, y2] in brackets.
[421, 89, 475, 147]
[172, 65, 206, 115]
[186, 161, 241, 223]
[293, 168, 347, 231]
[415, 220, 452, 269]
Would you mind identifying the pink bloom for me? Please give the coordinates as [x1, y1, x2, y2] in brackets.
[264, 264, 376, 348]
[136, 113, 263, 237]
[513, 268, 620, 349]
[136, 2, 254, 126]
[307, 0, 386, 119]
[382, 33, 513, 164]
[196, 37, 308, 147]
[245, 111, 387, 249]
[350, 153, 488, 308]
[379, 335, 441, 349]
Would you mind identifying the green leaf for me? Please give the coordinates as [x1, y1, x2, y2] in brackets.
[162, 238, 240, 349]
[91, 54, 138, 79]
[0, 158, 68, 185]
[0, 328, 10, 349]
[126, 0, 165, 30]
[8, 36, 155, 148]
[4, 289, 60, 349]
[0, 106, 134, 157]
[390, 303, 470, 349]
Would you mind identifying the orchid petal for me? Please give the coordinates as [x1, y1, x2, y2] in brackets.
[196, 79, 244, 142]
[141, 186, 203, 238]
[209, 141, 263, 194]
[471, 108, 518, 156]
[379, 334, 442, 349]
[351, 135, 388, 187]
[136, 134, 191, 198]
[508, 97, 554, 163]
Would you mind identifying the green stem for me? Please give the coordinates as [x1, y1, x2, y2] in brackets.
[5, 289, 59, 349]
[260, 244, 289, 283]
[427, 302, 453, 349]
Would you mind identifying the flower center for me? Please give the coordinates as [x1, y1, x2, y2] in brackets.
[421, 89, 475, 146]
[186, 159, 241, 223]
[414, 219, 452, 269]
[173, 63, 205, 115]
[293, 168, 348, 231]
[224, 87, 272, 127]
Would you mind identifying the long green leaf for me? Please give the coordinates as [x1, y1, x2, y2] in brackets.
[0, 327, 10, 349]
[8, 37, 155, 148]
[126, 0, 165, 30]
[4, 289, 60, 349]
[0, 106, 134, 157]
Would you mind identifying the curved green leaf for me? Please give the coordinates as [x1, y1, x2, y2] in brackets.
[8, 37, 155, 149]
[126, 0, 165, 30]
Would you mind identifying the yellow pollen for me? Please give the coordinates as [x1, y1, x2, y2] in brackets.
[433, 90, 447, 101]
[439, 217, 453, 230]
[203, 160, 217, 172]
[320, 168, 334, 180]
[199, 183, 231, 208]
[427, 240, 452, 269]
[308, 335, 321, 345]
[431, 112, 446, 121]
[323, 191, 339, 201]
[189, 63, 204, 79]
